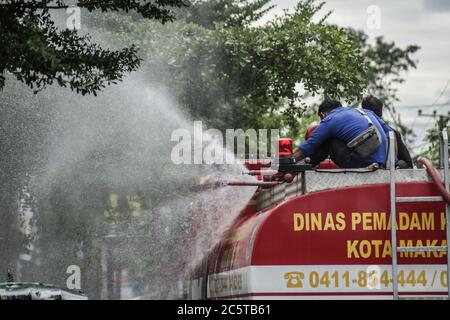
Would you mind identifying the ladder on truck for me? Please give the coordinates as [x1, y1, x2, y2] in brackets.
[389, 129, 450, 300]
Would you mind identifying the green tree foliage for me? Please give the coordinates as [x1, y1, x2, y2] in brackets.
[90, 0, 368, 134]
[347, 30, 420, 143]
[89, 0, 419, 144]
[186, 0, 275, 28]
[0, 0, 186, 95]
[422, 115, 449, 163]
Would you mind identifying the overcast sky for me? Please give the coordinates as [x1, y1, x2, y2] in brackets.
[263, 0, 450, 150]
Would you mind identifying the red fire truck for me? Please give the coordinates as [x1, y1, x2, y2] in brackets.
[185, 131, 450, 300]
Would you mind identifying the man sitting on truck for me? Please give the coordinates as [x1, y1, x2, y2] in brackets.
[293, 99, 393, 168]
[362, 95, 413, 168]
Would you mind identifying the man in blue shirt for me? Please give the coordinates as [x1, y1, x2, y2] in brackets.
[362, 95, 412, 168]
[293, 99, 392, 168]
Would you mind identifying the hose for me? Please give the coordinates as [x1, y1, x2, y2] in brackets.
[417, 157, 450, 205]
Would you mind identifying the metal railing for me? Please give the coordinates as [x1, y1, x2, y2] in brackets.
[389, 129, 450, 300]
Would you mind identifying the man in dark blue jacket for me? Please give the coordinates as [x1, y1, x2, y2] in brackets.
[294, 99, 393, 168]
[362, 95, 413, 168]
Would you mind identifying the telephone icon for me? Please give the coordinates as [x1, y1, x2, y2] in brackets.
[284, 272, 304, 288]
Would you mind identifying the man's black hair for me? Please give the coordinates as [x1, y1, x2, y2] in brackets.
[362, 95, 383, 118]
[318, 99, 342, 117]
